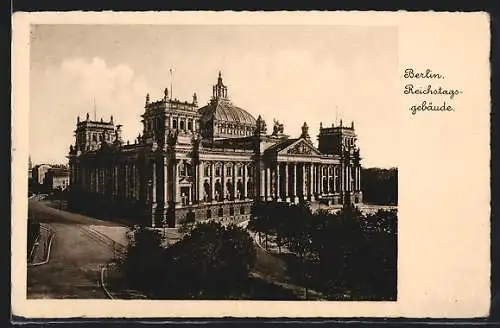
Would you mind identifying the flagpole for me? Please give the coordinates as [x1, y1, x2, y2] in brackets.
[170, 69, 173, 100]
[335, 106, 338, 125]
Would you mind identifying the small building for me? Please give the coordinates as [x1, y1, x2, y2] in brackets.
[32, 164, 52, 186]
[44, 167, 70, 191]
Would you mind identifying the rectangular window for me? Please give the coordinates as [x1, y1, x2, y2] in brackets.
[180, 163, 186, 177]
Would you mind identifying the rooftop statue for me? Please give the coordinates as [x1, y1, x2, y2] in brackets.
[272, 119, 284, 135]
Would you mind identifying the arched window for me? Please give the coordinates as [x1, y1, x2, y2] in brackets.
[226, 165, 232, 176]
[180, 120, 185, 130]
[188, 119, 193, 131]
[172, 119, 178, 129]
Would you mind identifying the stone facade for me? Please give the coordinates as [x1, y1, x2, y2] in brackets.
[67, 72, 363, 227]
[44, 167, 70, 191]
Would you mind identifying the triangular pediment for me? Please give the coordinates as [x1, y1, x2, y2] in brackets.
[179, 177, 192, 185]
[279, 138, 321, 156]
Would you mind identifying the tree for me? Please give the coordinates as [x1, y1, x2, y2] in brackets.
[163, 221, 257, 299]
[248, 201, 265, 243]
[119, 227, 167, 297]
[306, 206, 398, 300]
[358, 209, 398, 298]
[177, 210, 196, 234]
[361, 167, 398, 205]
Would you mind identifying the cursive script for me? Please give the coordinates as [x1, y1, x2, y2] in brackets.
[403, 68, 462, 115]
[404, 68, 444, 79]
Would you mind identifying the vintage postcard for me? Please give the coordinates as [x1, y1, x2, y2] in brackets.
[11, 11, 490, 318]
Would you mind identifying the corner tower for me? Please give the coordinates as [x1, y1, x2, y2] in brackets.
[318, 120, 362, 205]
[73, 113, 116, 152]
[141, 87, 200, 148]
[317, 120, 357, 155]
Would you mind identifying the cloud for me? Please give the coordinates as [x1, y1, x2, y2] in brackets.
[29, 25, 398, 168]
[30, 57, 149, 164]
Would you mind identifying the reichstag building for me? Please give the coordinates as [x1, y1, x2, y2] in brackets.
[67, 72, 363, 227]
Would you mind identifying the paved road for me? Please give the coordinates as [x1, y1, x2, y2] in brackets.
[27, 200, 128, 299]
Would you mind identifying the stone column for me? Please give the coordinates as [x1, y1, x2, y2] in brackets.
[174, 160, 180, 207]
[316, 165, 321, 196]
[357, 166, 361, 191]
[284, 163, 289, 202]
[96, 167, 99, 194]
[151, 160, 157, 228]
[302, 163, 307, 200]
[309, 163, 315, 201]
[354, 166, 358, 191]
[333, 165, 337, 193]
[315, 165, 320, 196]
[198, 161, 204, 203]
[222, 162, 226, 201]
[341, 163, 345, 192]
[124, 164, 129, 197]
[233, 164, 237, 201]
[324, 165, 329, 195]
[100, 167, 104, 194]
[293, 163, 298, 203]
[350, 166, 354, 191]
[243, 164, 248, 199]
[132, 164, 137, 199]
[276, 163, 281, 200]
[210, 162, 215, 202]
[260, 164, 265, 201]
[352, 166, 356, 191]
[164, 157, 169, 206]
[347, 165, 350, 192]
[345, 166, 349, 192]
[266, 166, 272, 201]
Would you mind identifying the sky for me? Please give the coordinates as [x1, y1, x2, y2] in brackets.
[30, 24, 398, 168]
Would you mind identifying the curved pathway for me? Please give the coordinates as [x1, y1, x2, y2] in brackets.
[27, 200, 128, 299]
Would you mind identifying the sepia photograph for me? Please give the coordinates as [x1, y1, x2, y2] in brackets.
[12, 11, 490, 319]
[26, 24, 398, 301]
